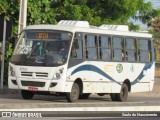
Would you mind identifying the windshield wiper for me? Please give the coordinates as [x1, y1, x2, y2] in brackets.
[27, 42, 40, 59]
[22, 42, 41, 64]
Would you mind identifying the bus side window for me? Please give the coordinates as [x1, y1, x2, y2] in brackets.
[125, 38, 136, 61]
[138, 39, 150, 62]
[112, 37, 124, 61]
[85, 35, 97, 60]
[99, 36, 111, 61]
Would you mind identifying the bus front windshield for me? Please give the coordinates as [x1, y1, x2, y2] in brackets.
[10, 30, 72, 66]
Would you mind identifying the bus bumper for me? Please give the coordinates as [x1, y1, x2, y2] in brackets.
[8, 76, 72, 92]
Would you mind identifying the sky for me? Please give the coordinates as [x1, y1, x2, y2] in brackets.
[146, 0, 160, 9]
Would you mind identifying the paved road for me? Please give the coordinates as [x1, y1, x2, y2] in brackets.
[0, 91, 159, 108]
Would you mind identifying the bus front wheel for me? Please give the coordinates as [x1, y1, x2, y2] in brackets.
[21, 90, 34, 100]
[66, 83, 80, 102]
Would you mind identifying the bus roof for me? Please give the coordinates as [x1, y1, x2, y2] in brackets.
[24, 20, 152, 38]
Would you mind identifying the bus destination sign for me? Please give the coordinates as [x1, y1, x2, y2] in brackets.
[37, 33, 48, 39]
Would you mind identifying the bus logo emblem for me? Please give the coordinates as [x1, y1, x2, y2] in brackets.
[116, 64, 123, 73]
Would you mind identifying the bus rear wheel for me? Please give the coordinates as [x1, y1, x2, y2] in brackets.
[66, 83, 80, 102]
[110, 93, 118, 101]
[117, 83, 128, 102]
[110, 83, 128, 102]
[21, 90, 34, 100]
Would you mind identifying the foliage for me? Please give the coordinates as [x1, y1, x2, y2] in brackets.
[27, 0, 56, 24]
[4, 42, 13, 81]
[0, 0, 56, 35]
[128, 22, 140, 31]
[5, 42, 13, 62]
[0, 0, 153, 33]
[0, 0, 20, 35]
[133, 0, 152, 24]
[52, 0, 152, 29]
[150, 16, 160, 61]
[151, 16, 160, 32]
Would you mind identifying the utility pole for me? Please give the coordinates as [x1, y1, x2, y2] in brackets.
[18, 0, 28, 34]
[0, 17, 6, 90]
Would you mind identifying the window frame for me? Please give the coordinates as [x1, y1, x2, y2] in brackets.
[99, 35, 112, 61]
[84, 34, 98, 60]
[125, 37, 137, 62]
[70, 32, 153, 63]
[112, 36, 125, 61]
[136, 38, 152, 62]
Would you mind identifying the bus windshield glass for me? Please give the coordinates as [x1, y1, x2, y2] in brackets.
[10, 30, 72, 66]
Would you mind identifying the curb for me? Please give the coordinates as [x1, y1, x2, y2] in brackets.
[0, 85, 20, 95]
[0, 105, 160, 111]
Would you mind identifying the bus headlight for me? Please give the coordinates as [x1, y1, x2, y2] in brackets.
[11, 71, 15, 76]
[9, 65, 15, 77]
[54, 73, 61, 79]
[53, 68, 64, 80]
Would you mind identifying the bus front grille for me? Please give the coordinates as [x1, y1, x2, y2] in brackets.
[21, 72, 48, 78]
[35, 72, 48, 77]
[21, 81, 45, 87]
[21, 72, 32, 76]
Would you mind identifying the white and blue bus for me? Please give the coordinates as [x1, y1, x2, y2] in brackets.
[8, 20, 155, 102]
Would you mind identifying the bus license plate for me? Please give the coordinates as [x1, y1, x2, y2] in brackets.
[28, 87, 38, 91]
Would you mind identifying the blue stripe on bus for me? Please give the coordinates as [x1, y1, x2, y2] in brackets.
[71, 63, 153, 85]
[131, 63, 153, 85]
[71, 64, 121, 85]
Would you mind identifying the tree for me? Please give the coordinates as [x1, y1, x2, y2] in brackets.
[27, 0, 56, 25]
[145, 8, 160, 61]
[0, 0, 20, 34]
[150, 16, 160, 61]
[0, 0, 153, 33]
[0, 0, 56, 35]
[52, 0, 152, 30]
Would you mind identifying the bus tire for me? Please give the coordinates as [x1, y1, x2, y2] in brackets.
[66, 83, 80, 102]
[110, 93, 118, 101]
[79, 93, 90, 99]
[97, 93, 105, 96]
[117, 83, 128, 102]
[21, 90, 34, 100]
